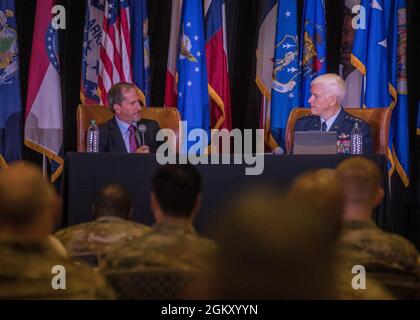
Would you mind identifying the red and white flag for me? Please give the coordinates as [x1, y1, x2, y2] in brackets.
[205, 0, 232, 130]
[25, 0, 63, 182]
[98, 0, 133, 105]
[164, 0, 183, 108]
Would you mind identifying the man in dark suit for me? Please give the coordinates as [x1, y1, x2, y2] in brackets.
[294, 74, 373, 154]
[99, 82, 161, 153]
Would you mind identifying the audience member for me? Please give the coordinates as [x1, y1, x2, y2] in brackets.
[210, 186, 340, 299]
[0, 163, 113, 299]
[102, 164, 217, 272]
[56, 184, 149, 262]
[336, 157, 420, 278]
[290, 168, 393, 299]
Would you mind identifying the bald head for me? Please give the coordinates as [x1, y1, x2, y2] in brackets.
[336, 157, 383, 206]
[0, 163, 58, 234]
[93, 184, 133, 219]
[290, 169, 344, 224]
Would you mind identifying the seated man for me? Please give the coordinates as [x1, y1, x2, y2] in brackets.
[0, 163, 113, 299]
[294, 73, 373, 154]
[336, 157, 420, 278]
[99, 82, 161, 153]
[55, 184, 149, 262]
[102, 164, 217, 273]
[289, 169, 393, 299]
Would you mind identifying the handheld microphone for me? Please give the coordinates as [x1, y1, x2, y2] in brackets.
[138, 124, 147, 147]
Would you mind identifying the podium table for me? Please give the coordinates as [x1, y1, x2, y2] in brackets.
[62, 153, 389, 235]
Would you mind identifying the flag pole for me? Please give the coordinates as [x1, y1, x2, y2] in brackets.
[42, 155, 47, 180]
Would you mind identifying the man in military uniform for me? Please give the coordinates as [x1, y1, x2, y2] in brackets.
[289, 169, 393, 299]
[336, 157, 420, 280]
[55, 184, 150, 263]
[0, 163, 114, 299]
[102, 164, 217, 273]
[294, 73, 373, 154]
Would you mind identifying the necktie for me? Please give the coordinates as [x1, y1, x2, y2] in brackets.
[128, 125, 139, 153]
[322, 121, 328, 132]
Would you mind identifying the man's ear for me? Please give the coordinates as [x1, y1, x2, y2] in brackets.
[374, 187, 385, 206]
[328, 95, 338, 107]
[128, 207, 134, 220]
[114, 104, 122, 114]
[191, 194, 202, 219]
[47, 193, 61, 233]
[150, 192, 157, 212]
[150, 192, 162, 216]
[150, 192, 163, 222]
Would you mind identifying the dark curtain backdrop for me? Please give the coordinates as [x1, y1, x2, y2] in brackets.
[13, 0, 420, 246]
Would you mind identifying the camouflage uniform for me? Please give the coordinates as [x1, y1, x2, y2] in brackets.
[55, 217, 150, 258]
[337, 220, 420, 278]
[102, 222, 217, 272]
[0, 235, 114, 299]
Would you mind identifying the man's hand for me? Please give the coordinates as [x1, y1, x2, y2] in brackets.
[134, 145, 150, 154]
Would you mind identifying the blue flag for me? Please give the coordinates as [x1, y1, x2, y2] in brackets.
[352, 0, 409, 186]
[300, 0, 327, 108]
[388, 0, 409, 186]
[269, 0, 300, 151]
[0, 0, 22, 163]
[131, 0, 151, 106]
[177, 0, 210, 153]
[254, 0, 277, 150]
[81, 0, 104, 104]
[351, 0, 392, 108]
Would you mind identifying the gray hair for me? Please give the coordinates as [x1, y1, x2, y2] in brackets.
[311, 74, 347, 105]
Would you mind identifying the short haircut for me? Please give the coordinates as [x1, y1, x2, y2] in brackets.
[93, 184, 133, 219]
[0, 163, 56, 227]
[289, 169, 344, 239]
[311, 73, 347, 104]
[107, 82, 136, 112]
[152, 164, 202, 218]
[336, 157, 382, 204]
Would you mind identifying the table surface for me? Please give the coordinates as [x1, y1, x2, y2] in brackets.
[62, 153, 389, 235]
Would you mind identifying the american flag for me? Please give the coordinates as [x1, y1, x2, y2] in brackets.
[98, 0, 133, 105]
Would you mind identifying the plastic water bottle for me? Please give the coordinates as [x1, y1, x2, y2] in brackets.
[350, 122, 363, 155]
[87, 120, 99, 153]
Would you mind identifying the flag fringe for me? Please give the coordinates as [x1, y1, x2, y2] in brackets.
[208, 84, 226, 130]
[0, 154, 8, 168]
[24, 139, 64, 183]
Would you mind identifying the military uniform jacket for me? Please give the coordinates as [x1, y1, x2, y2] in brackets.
[102, 222, 218, 273]
[294, 108, 373, 154]
[337, 220, 420, 279]
[55, 216, 150, 258]
[99, 117, 162, 153]
[0, 235, 114, 299]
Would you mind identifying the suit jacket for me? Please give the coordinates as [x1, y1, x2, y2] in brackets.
[99, 117, 162, 153]
[294, 108, 373, 154]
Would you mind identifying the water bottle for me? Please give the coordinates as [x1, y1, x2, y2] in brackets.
[350, 122, 363, 155]
[87, 120, 99, 153]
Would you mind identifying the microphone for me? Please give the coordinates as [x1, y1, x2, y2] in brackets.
[137, 124, 147, 147]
